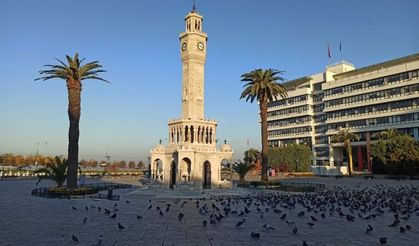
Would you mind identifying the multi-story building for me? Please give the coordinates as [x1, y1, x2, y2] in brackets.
[267, 53, 419, 175]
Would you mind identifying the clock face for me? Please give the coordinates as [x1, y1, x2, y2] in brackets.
[197, 42, 204, 51]
[182, 43, 187, 51]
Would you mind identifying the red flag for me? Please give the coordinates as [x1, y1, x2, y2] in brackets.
[327, 44, 331, 58]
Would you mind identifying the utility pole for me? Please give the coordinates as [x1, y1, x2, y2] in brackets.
[35, 142, 39, 167]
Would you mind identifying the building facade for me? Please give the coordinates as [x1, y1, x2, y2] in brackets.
[267, 53, 419, 175]
[150, 7, 233, 188]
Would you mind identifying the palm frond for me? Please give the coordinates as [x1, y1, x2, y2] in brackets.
[240, 68, 287, 104]
[36, 53, 109, 83]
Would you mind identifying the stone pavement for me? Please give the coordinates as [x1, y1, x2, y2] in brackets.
[1, 177, 419, 245]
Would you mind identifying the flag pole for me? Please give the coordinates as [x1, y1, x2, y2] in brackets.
[327, 43, 331, 65]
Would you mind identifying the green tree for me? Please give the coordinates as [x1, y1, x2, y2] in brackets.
[244, 148, 261, 164]
[137, 161, 145, 169]
[233, 161, 255, 183]
[331, 128, 358, 175]
[268, 144, 312, 172]
[128, 161, 136, 169]
[240, 69, 287, 182]
[371, 130, 419, 175]
[36, 53, 109, 189]
[33, 156, 68, 187]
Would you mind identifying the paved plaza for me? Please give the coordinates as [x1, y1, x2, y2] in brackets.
[1, 177, 419, 245]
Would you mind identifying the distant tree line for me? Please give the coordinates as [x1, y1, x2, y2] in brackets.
[0, 153, 146, 170]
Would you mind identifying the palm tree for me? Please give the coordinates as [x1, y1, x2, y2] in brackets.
[233, 161, 255, 183]
[34, 156, 68, 187]
[331, 128, 359, 175]
[36, 53, 109, 189]
[240, 69, 287, 183]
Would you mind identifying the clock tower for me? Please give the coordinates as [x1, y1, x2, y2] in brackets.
[150, 5, 233, 190]
[180, 7, 207, 119]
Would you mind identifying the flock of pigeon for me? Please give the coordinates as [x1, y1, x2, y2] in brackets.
[69, 184, 419, 245]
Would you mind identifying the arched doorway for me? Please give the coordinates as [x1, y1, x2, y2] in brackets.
[203, 161, 211, 189]
[170, 161, 177, 187]
[180, 158, 192, 182]
[152, 159, 163, 181]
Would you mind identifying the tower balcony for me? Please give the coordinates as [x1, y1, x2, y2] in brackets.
[168, 118, 217, 146]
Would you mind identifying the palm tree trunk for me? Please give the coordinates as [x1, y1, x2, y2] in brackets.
[66, 80, 81, 189]
[346, 141, 353, 175]
[260, 97, 269, 183]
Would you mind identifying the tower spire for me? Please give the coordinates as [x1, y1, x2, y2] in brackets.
[192, 0, 196, 11]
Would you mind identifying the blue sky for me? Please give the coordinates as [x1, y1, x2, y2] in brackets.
[0, 0, 418, 162]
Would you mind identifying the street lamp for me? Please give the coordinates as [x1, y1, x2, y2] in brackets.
[1, 154, 5, 181]
[296, 158, 300, 172]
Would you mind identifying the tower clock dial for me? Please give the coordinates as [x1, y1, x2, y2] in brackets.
[182, 43, 187, 51]
[197, 42, 204, 51]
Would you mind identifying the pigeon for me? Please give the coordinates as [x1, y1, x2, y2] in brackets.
[346, 214, 355, 222]
[98, 206, 101, 212]
[202, 220, 208, 226]
[85, 206, 89, 211]
[178, 212, 184, 222]
[406, 224, 412, 231]
[117, 223, 125, 230]
[400, 226, 406, 233]
[280, 213, 287, 220]
[72, 234, 79, 243]
[321, 213, 326, 219]
[303, 241, 308, 246]
[110, 213, 117, 219]
[159, 210, 164, 216]
[250, 232, 260, 239]
[366, 224, 373, 233]
[286, 220, 295, 225]
[97, 235, 103, 246]
[263, 224, 275, 230]
[379, 237, 387, 244]
[148, 204, 152, 209]
[292, 227, 298, 234]
[307, 222, 315, 228]
[310, 215, 318, 222]
[126, 200, 131, 203]
[136, 215, 143, 220]
[235, 218, 246, 229]
[298, 211, 305, 217]
[210, 218, 217, 224]
[72, 206, 77, 210]
[82, 217, 88, 224]
[104, 208, 111, 214]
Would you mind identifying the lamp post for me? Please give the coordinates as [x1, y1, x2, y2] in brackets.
[296, 158, 300, 173]
[1, 154, 5, 181]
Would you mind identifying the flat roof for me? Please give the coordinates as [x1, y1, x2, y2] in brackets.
[333, 52, 419, 80]
[282, 76, 312, 90]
